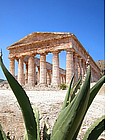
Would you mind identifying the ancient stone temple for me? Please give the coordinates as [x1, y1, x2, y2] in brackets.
[7, 32, 101, 87]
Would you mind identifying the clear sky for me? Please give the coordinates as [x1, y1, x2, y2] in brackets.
[0, 0, 104, 79]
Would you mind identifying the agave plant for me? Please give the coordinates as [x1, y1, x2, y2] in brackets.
[0, 53, 105, 140]
[0, 124, 7, 140]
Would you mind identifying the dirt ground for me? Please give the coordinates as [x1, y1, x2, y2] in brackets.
[0, 84, 105, 140]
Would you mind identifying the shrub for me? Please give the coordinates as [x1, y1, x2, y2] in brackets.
[59, 83, 67, 90]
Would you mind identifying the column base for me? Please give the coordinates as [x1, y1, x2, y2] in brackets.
[38, 83, 47, 88]
[51, 83, 59, 88]
[27, 83, 35, 87]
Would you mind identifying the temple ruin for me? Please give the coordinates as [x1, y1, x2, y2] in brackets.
[7, 32, 101, 87]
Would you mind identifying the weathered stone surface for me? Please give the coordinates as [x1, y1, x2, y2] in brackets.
[40, 54, 47, 85]
[52, 51, 60, 86]
[66, 49, 74, 84]
[28, 55, 35, 86]
[9, 58, 15, 77]
[18, 57, 24, 85]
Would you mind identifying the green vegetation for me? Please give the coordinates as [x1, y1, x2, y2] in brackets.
[59, 83, 67, 90]
[0, 53, 105, 140]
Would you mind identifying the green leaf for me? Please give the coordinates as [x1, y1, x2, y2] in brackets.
[72, 75, 105, 139]
[61, 75, 74, 109]
[33, 107, 40, 140]
[0, 56, 37, 140]
[88, 75, 105, 109]
[69, 76, 82, 103]
[0, 123, 7, 140]
[82, 115, 105, 140]
[42, 120, 51, 140]
[50, 66, 91, 140]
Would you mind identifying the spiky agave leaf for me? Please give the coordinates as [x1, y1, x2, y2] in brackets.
[69, 76, 82, 103]
[62, 75, 82, 109]
[72, 75, 105, 139]
[88, 76, 105, 109]
[0, 124, 7, 140]
[33, 107, 40, 140]
[42, 120, 51, 140]
[82, 115, 105, 140]
[50, 66, 91, 140]
[0, 56, 37, 140]
[61, 75, 75, 109]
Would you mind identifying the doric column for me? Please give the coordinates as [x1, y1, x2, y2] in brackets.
[37, 66, 40, 84]
[64, 75, 66, 83]
[66, 49, 74, 84]
[83, 60, 86, 75]
[25, 63, 28, 84]
[47, 70, 51, 85]
[9, 58, 15, 77]
[91, 68, 95, 82]
[18, 57, 24, 85]
[62, 75, 66, 83]
[60, 75, 64, 84]
[82, 60, 86, 81]
[73, 53, 78, 83]
[34, 64, 37, 85]
[52, 51, 60, 86]
[60, 74, 62, 84]
[28, 55, 35, 87]
[81, 59, 85, 80]
[40, 53, 47, 85]
[60, 75, 62, 84]
[78, 57, 82, 78]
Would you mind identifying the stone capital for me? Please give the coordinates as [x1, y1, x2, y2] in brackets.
[40, 53, 47, 56]
[73, 53, 79, 58]
[18, 55, 24, 59]
[66, 48, 74, 53]
[52, 50, 60, 55]
[9, 55, 16, 60]
[30, 53, 36, 57]
[9, 57, 15, 61]
[37, 48, 47, 54]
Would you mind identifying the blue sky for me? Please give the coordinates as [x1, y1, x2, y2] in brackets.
[0, 0, 104, 79]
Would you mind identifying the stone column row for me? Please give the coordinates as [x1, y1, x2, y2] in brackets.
[9, 49, 88, 87]
[9, 52, 62, 87]
[66, 50, 87, 84]
[9, 55, 35, 86]
[73, 53, 87, 83]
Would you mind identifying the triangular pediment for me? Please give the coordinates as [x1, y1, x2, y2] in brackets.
[8, 32, 73, 49]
